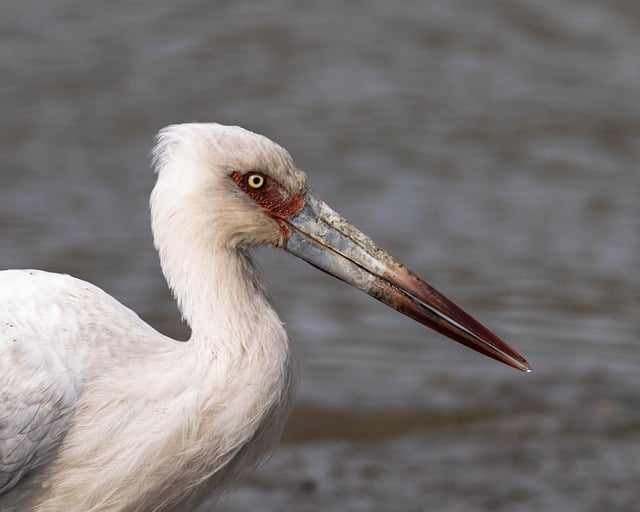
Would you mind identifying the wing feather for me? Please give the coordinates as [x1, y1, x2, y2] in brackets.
[0, 270, 83, 495]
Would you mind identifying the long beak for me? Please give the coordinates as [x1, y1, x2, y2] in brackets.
[283, 194, 531, 372]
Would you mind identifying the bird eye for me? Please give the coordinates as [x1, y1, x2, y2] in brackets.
[247, 174, 265, 189]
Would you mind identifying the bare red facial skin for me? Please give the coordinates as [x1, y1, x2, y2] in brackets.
[232, 171, 304, 237]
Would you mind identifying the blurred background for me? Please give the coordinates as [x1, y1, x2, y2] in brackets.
[1, 1, 639, 510]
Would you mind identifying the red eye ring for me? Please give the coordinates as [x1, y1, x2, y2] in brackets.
[231, 171, 305, 231]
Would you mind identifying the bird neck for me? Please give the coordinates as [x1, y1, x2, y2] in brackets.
[150, 174, 289, 361]
[160, 237, 286, 359]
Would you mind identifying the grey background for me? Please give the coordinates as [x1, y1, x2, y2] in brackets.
[1, 1, 639, 510]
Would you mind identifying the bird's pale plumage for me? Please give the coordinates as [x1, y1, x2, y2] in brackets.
[0, 122, 529, 511]
[1, 124, 301, 511]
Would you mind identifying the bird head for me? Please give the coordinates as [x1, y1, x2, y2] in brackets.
[151, 123, 307, 250]
[151, 123, 531, 372]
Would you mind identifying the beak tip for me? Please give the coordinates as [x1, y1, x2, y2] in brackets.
[516, 358, 533, 373]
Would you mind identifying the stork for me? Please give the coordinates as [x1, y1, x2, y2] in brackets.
[0, 123, 530, 511]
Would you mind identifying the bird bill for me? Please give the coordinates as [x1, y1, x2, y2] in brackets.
[283, 194, 531, 372]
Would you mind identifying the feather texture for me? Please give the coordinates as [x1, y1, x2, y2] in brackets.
[0, 124, 302, 510]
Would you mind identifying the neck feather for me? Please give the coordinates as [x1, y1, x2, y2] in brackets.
[162, 236, 283, 352]
[150, 168, 290, 362]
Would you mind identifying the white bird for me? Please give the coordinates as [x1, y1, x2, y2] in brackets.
[0, 123, 530, 511]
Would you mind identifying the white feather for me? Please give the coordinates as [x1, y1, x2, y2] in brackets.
[0, 123, 303, 511]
